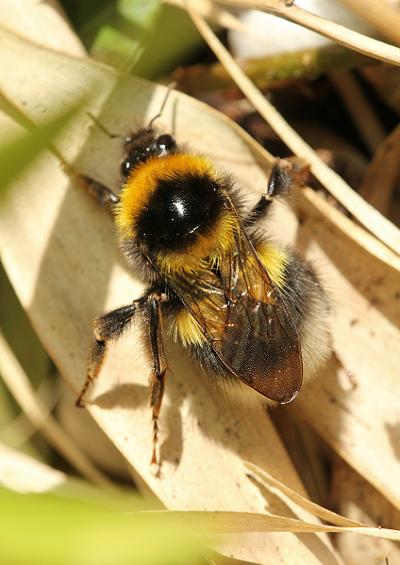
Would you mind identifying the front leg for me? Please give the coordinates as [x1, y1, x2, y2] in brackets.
[76, 299, 144, 407]
[79, 174, 119, 210]
[61, 159, 119, 212]
[245, 160, 291, 227]
[245, 158, 309, 226]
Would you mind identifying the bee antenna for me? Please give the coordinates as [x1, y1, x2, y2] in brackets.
[147, 82, 176, 130]
[86, 111, 123, 140]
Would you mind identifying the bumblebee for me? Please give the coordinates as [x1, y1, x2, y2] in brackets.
[75, 96, 330, 464]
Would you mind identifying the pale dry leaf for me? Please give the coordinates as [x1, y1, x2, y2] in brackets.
[0, 331, 113, 488]
[293, 193, 400, 512]
[331, 458, 400, 564]
[0, 26, 340, 564]
[0, 0, 85, 55]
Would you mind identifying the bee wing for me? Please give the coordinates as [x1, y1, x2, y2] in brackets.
[167, 219, 303, 404]
[212, 287, 303, 403]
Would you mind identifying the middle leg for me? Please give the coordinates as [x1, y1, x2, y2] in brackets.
[147, 293, 170, 466]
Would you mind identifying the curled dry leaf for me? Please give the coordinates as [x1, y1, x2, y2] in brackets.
[0, 26, 341, 564]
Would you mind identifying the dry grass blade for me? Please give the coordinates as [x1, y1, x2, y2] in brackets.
[186, 3, 400, 258]
[339, 0, 400, 46]
[142, 510, 400, 541]
[0, 332, 114, 488]
[167, 0, 274, 45]
[245, 462, 363, 527]
[216, 0, 400, 66]
[1, 376, 59, 448]
[359, 124, 400, 216]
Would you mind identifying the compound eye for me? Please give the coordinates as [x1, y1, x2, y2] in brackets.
[156, 134, 176, 152]
[121, 159, 131, 176]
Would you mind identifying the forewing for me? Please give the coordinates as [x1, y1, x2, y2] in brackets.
[215, 290, 303, 403]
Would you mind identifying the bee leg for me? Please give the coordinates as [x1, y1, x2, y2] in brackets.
[75, 174, 119, 211]
[80, 175, 120, 209]
[245, 160, 293, 226]
[76, 300, 144, 407]
[60, 158, 119, 212]
[147, 293, 170, 466]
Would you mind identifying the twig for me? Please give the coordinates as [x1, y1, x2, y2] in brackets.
[0, 331, 115, 488]
[186, 3, 400, 257]
[216, 0, 400, 66]
[340, 0, 400, 47]
[176, 45, 371, 94]
[166, 0, 275, 45]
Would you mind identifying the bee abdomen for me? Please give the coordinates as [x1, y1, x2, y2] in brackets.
[280, 251, 331, 377]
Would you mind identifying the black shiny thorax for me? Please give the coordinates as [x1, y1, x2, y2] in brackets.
[136, 171, 224, 253]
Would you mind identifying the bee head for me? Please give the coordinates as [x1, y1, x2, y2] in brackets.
[120, 128, 177, 179]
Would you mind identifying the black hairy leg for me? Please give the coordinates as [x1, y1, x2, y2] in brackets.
[77, 291, 171, 467]
[245, 158, 311, 227]
[60, 155, 120, 212]
[79, 174, 120, 209]
[245, 160, 292, 227]
[76, 300, 143, 407]
[147, 293, 170, 467]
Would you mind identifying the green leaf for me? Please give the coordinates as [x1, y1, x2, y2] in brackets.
[0, 486, 207, 565]
[62, 1, 202, 78]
